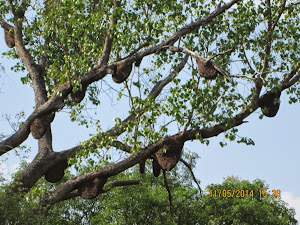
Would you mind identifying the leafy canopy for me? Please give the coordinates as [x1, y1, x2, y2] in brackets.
[0, 0, 299, 213]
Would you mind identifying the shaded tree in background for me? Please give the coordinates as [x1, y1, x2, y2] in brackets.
[0, 0, 300, 218]
[0, 161, 297, 224]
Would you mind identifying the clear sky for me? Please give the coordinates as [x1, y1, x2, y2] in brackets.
[1, 27, 300, 222]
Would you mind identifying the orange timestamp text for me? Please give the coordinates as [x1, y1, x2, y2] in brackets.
[209, 189, 281, 198]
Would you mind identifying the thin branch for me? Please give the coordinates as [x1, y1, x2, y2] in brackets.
[271, 0, 287, 32]
[261, 0, 272, 79]
[163, 170, 173, 215]
[116, 0, 239, 66]
[182, 74, 201, 134]
[230, 74, 256, 80]
[104, 180, 140, 191]
[165, 45, 233, 82]
[282, 63, 300, 84]
[249, 0, 274, 108]
[207, 49, 233, 61]
[39, 39, 50, 69]
[111, 140, 132, 153]
[282, 72, 300, 90]
[285, 1, 300, 9]
[240, 43, 254, 72]
[179, 158, 202, 195]
[160, 0, 240, 46]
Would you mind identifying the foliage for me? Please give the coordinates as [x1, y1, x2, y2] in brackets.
[200, 176, 297, 225]
[0, 0, 300, 218]
[0, 163, 297, 224]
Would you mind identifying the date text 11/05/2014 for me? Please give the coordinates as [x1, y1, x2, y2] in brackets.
[209, 190, 281, 198]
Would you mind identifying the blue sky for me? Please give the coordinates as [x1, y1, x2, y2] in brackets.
[1, 26, 300, 222]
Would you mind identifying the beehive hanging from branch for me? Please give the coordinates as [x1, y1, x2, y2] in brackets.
[139, 159, 146, 174]
[112, 62, 132, 83]
[30, 114, 55, 139]
[156, 140, 184, 171]
[196, 58, 218, 79]
[4, 28, 15, 48]
[71, 84, 87, 103]
[259, 91, 281, 117]
[152, 155, 161, 177]
[45, 159, 68, 183]
[78, 177, 107, 199]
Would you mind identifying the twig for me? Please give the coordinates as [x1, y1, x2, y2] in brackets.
[179, 158, 202, 196]
[164, 45, 233, 83]
[162, 170, 173, 215]
[271, 0, 287, 32]
[230, 75, 256, 80]
[104, 180, 140, 191]
[207, 49, 233, 61]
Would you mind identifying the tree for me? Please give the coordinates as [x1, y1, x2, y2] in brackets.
[89, 176, 297, 225]
[1, 162, 297, 224]
[200, 177, 297, 225]
[0, 0, 300, 215]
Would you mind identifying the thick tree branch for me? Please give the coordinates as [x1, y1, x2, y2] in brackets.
[40, 180, 141, 207]
[10, 2, 47, 107]
[0, 17, 14, 30]
[40, 107, 250, 207]
[11, 152, 66, 192]
[39, 137, 169, 207]
[8, 1, 54, 160]
[0, 90, 65, 156]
